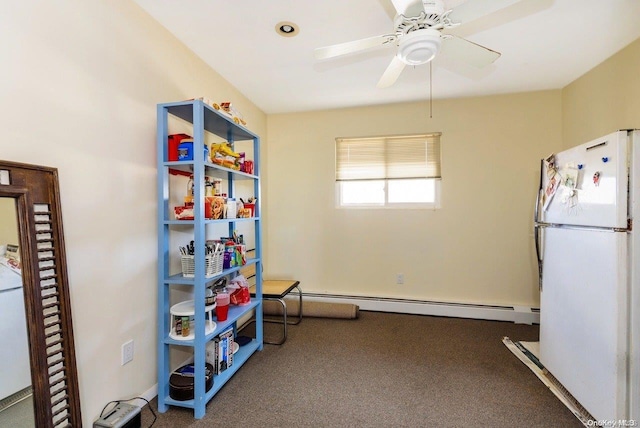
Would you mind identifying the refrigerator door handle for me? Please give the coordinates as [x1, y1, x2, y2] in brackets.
[534, 158, 544, 224]
[534, 223, 543, 292]
[534, 159, 544, 292]
[534, 187, 541, 225]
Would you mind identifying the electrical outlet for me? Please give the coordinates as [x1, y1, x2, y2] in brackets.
[396, 273, 404, 285]
[121, 340, 134, 365]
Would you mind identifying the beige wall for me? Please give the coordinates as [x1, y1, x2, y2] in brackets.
[2, 0, 636, 423]
[266, 91, 561, 308]
[562, 38, 640, 148]
[0, 199, 19, 247]
[0, 1, 266, 425]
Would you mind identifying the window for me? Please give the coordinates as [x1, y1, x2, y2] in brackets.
[335, 133, 441, 208]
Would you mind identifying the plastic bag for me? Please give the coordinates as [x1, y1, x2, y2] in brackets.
[229, 275, 250, 305]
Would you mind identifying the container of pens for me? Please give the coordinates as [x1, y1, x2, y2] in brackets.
[180, 241, 224, 278]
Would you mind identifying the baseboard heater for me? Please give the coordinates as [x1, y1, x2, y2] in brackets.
[299, 292, 540, 325]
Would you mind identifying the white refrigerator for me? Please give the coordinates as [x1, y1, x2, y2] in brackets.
[534, 129, 639, 421]
[0, 254, 31, 400]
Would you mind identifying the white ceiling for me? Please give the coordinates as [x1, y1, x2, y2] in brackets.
[133, 0, 640, 114]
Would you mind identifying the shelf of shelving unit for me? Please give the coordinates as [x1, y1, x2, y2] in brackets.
[156, 99, 263, 419]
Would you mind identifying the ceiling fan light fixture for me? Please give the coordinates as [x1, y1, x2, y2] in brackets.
[397, 28, 442, 65]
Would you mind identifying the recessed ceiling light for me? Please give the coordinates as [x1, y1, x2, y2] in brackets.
[276, 21, 299, 37]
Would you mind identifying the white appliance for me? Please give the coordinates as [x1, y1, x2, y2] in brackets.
[0, 252, 31, 400]
[534, 129, 640, 421]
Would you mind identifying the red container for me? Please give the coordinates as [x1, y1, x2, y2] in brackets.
[244, 203, 255, 217]
[215, 293, 230, 321]
[243, 160, 254, 175]
[168, 133, 191, 161]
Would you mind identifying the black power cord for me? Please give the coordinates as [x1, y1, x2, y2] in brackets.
[99, 396, 156, 428]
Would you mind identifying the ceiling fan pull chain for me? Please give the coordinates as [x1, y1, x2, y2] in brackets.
[429, 61, 433, 119]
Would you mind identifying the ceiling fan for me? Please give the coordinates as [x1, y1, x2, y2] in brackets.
[315, 0, 524, 88]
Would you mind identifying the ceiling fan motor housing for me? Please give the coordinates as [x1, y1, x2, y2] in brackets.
[397, 28, 442, 65]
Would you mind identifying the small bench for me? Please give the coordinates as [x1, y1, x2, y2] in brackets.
[240, 253, 302, 345]
[249, 280, 302, 345]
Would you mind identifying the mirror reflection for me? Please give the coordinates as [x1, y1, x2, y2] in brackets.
[0, 197, 34, 427]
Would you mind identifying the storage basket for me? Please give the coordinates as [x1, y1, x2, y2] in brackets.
[181, 252, 223, 278]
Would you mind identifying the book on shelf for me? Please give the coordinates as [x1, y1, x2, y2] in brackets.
[212, 328, 234, 374]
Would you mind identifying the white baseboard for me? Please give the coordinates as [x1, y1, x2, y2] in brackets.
[301, 293, 540, 325]
[141, 354, 193, 404]
[141, 384, 157, 403]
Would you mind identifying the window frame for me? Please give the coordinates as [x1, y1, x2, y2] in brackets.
[335, 178, 441, 209]
[335, 133, 442, 209]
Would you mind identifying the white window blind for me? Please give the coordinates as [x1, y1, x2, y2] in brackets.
[335, 133, 441, 181]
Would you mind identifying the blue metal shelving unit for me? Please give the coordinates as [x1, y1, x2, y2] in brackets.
[156, 100, 263, 419]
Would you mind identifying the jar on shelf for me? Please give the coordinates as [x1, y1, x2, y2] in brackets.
[205, 176, 213, 197]
[187, 175, 194, 196]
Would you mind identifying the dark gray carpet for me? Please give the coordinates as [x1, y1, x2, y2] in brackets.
[143, 311, 582, 427]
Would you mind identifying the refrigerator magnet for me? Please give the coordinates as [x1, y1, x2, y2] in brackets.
[544, 154, 557, 179]
[543, 174, 559, 211]
[560, 167, 579, 189]
[593, 171, 601, 186]
[561, 187, 579, 210]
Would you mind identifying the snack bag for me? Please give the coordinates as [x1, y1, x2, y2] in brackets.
[229, 275, 251, 305]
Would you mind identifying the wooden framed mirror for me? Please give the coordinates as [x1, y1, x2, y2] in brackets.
[0, 161, 81, 427]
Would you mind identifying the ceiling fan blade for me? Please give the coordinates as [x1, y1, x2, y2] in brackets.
[377, 56, 406, 88]
[315, 35, 396, 60]
[391, 0, 423, 16]
[448, 0, 523, 24]
[379, 0, 399, 20]
[440, 35, 500, 68]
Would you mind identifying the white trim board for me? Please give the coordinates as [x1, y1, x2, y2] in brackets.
[139, 354, 192, 407]
[302, 293, 540, 325]
[141, 385, 157, 404]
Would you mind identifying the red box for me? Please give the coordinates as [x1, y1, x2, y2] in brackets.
[242, 160, 254, 175]
[168, 134, 191, 161]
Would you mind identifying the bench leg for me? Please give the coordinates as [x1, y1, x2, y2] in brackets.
[289, 284, 302, 326]
[264, 285, 303, 325]
[244, 285, 303, 345]
[263, 297, 287, 345]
